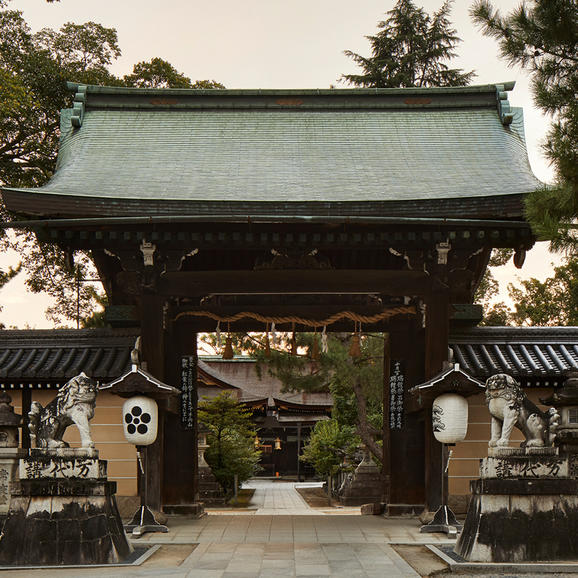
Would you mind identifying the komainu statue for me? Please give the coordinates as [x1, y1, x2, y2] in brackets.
[486, 374, 559, 448]
[29, 372, 97, 449]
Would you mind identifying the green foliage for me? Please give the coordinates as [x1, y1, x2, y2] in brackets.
[198, 393, 261, 494]
[471, 0, 578, 254]
[474, 248, 514, 326]
[256, 332, 384, 463]
[343, 0, 474, 88]
[300, 419, 359, 478]
[507, 258, 578, 326]
[476, 256, 578, 326]
[123, 57, 225, 89]
[0, 4, 223, 325]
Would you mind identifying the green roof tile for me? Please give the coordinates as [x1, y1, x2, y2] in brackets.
[2, 84, 542, 219]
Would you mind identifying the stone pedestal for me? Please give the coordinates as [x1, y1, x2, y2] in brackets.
[198, 466, 226, 506]
[0, 449, 133, 566]
[455, 448, 578, 562]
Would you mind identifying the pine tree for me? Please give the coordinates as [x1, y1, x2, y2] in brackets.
[343, 0, 474, 88]
[471, 0, 577, 254]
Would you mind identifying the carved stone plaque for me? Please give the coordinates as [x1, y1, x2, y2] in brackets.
[19, 457, 106, 480]
[481, 456, 568, 479]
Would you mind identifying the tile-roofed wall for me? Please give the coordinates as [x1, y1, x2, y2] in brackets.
[0, 329, 138, 388]
[450, 327, 578, 387]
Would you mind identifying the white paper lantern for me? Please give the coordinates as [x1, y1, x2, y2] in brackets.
[432, 393, 468, 444]
[122, 396, 158, 446]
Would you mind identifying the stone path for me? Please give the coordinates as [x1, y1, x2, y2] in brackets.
[240, 479, 358, 516]
[4, 481, 454, 577]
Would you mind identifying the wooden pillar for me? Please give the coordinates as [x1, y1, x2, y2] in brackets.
[162, 322, 199, 505]
[389, 316, 425, 510]
[139, 293, 165, 511]
[424, 286, 450, 511]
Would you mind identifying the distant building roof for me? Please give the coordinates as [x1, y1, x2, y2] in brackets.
[199, 357, 332, 408]
[2, 83, 542, 221]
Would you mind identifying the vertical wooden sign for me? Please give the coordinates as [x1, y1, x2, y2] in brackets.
[389, 360, 405, 430]
[180, 355, 195, 430]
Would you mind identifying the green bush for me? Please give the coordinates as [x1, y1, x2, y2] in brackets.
[300, 419, 359, 478]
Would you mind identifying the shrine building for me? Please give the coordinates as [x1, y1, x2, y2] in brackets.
[1, 82, 561, 513]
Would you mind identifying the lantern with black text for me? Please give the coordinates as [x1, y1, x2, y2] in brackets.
[432, 393, 468, 444]
[122, 396, 158, 446]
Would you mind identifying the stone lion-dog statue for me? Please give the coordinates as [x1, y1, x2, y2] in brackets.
[486, 373, 559, 448]
[29, 372, 97, 449]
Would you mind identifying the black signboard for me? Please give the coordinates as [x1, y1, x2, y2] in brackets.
[180, 355, 195, 430]
[389, 360, 404, 430]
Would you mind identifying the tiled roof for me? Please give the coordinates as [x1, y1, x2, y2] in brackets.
[0, 329, 137, 388]
[450, 327, 578, 387]
[200, 357, 333, 407]
[1, 327, 576, 390]
[2, 84, 542, 220]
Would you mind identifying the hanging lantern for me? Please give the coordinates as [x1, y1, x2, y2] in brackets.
[349, 333, 361, 358]
[222, 336, 234, 359]
[432, 393, 468, 444]
[274, 437, 282, 450]
[122, 396, 158, 446]
[254, 435, 260, 448]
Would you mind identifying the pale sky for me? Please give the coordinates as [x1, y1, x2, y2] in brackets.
[0, 0, 561, 328]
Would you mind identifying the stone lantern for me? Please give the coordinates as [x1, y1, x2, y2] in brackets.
[0, 392, 25, 518]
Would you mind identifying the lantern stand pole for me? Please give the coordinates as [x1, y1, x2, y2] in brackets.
[420, 442, 462, 537]
[124, 445, 169, 538]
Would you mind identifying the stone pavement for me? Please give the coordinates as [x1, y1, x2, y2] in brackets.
[240, 479, 360, 515]
[3, 480, 454, 577]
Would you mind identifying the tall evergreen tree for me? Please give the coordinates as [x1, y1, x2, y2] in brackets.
[0, 1, 223, 326]
[471, 0, 577, 254]
[343, 0, 474, 88]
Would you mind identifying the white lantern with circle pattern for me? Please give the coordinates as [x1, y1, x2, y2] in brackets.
[432, 393, 468, 444]
[122, 396, 158, 446]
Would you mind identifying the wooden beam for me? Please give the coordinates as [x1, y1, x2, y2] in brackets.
[158, 269, 430, 297]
